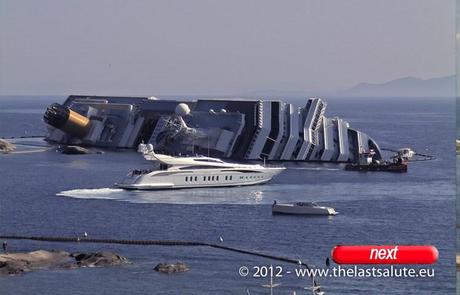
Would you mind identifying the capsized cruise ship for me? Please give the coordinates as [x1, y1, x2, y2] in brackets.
[44, 95, 382, 162]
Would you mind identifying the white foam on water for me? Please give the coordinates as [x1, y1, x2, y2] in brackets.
[56, 186, 280, 205]
[56, 188, 126, 200]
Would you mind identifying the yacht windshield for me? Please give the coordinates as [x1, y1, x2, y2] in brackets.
[129, 169, 154, 176]
[296, 202, 316, 207]
[159, 163, 169, 170]
[178, 165, 223, 170]
[194, 159, 224, 163]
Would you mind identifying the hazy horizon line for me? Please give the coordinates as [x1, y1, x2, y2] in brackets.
[0, 74, 454, 98]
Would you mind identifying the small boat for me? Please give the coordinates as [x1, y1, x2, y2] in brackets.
[272, 201, 338, 215]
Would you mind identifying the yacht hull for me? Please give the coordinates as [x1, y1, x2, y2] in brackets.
[115, 178, 271, 190]
[116, 167, 284, 190]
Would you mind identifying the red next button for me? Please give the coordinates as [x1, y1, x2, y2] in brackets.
[331, 245, 438, 264]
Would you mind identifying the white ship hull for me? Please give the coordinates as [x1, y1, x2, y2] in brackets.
[116, 146, 285, 190]
[272, 203, 337, 215]
[116, 167, 283, 190]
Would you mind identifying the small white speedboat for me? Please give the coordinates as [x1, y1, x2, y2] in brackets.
[272, 201, 337, 215]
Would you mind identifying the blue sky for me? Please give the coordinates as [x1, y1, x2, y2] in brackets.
[0, 0, 455, 96]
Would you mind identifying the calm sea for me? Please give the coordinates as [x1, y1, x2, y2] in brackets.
[0, 96, 456, 294]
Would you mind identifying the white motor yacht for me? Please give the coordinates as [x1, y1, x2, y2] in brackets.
[115, 144, 285, 190]
[272, 201, 338, 215]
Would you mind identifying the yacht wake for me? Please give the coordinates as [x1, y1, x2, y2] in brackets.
[56, 186, 271, 204]
[56, 188, 125, 200]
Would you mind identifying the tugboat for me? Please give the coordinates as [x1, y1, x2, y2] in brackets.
[344, 149, 408, 173]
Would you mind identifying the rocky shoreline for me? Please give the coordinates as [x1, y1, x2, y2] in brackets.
[0, 250, 129, 275]
[0, 249, 190, 276]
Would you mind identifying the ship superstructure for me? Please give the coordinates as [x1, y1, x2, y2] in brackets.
[44, 95, 382, 162]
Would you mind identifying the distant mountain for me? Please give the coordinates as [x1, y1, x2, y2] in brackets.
[341, 75, 455, 98]
[236, 89, 313, 98]
[235, 75, 455, 98]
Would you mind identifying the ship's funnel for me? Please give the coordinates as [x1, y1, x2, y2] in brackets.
[44, 103, 91, 138]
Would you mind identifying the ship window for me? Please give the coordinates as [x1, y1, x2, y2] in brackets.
[179, 165, 223, 170]
[208, 176, 211, 181]
[203, 176, 206, 181]
[195, 176, 197, 181]
[230, 176, 232, 180]
[212, 176, 215, 181]
[195, 159, 224, 163]
[225, 176, 228, 180]
[216, 176, 219, 181]
[185, 176, 188, 181]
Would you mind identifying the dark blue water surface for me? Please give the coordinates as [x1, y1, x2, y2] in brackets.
[0, 96, 456, 294]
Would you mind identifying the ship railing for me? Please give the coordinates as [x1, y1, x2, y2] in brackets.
[261, 163, 285, 168]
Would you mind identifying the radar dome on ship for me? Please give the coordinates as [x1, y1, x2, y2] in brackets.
[175, 103, 191, 116]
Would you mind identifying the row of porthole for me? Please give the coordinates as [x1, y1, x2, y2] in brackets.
[185, 175, 233, 182]
[185, 176, 198, 182]
[239, 175, 264, 180]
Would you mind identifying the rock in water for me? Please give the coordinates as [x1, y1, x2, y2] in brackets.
[0, 260, 30, 275]
[0, 250, 71, 275]
[72, 251, 129, 267]
[154, 262, 189, 273]
[0, 139, 16, 153]
[0, 250, 128, 276]
[59, 145, 91, 154]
